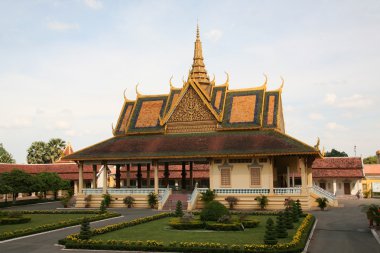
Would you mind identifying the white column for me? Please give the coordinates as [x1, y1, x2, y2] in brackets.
[300, 158, 307, 194]
[78, 162, 84, 194]
[154, 162, 159, 194]
[103, 163, 108, 194]
[269, 158, 274, 193]
[58, 190, 62, 197]
[292, 172, 295, 187]
[333, 179, 337, 195]
[74, 181, 78, 195]
[31, 192, 36, 197]
[92, 165, 97, 189]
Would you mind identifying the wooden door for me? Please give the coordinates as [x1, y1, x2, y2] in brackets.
[344, 183, 351, 195]
[320, 182, 326, 190]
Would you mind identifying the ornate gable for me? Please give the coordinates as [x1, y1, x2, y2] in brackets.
[166, 86, 218, 133]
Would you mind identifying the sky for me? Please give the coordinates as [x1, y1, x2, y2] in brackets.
[0, 0, 379, 163]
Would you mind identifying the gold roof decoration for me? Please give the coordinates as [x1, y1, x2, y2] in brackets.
[314, 137, 320, 150]
[135, 83, 142, 97]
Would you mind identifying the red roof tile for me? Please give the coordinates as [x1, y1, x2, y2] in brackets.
[312, 169, 363, 178]
[312, 157, 362, 169]
[364, 164, 380, 175]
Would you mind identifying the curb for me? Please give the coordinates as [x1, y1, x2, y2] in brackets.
[302, 218, 318, 253]
[371, 228, 380, 245]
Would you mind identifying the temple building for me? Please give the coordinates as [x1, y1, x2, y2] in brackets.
[64, 25, 332, 210]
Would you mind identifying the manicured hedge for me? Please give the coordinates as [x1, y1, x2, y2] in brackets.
[0, 217, 31, 225]
[169, 218, 205, 230]
[60, 213, 316, 253]
[0, 198, 58, 208]
[0, 211, 120, 241]
[205, 221, 243, 231]
[242, 219, 260, 228]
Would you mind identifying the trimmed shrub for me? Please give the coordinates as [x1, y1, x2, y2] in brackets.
[123, 196, 135, 208]
[225, 196, 238, 210]
[242, 219, 260, 228]
[263, 218, 278, 245]
[292, 202, 299, 222]
[0, 217, 31, 225]
[276, 212, 288, 238]
[205, 222, 242, 231]
[296, 199, 303, 216]
[148, 192, 158, 208]
[169, 218, 205, 230]
[284, 208, 294, 229]
[7, 211, 23, 218]
[78, 218, 91, 240]
[102, 194, 111, 207]
[175, 201, 184, 217]
[100, 200, 107, 213]
[200, 201, 229, 221]
[217, 214, 232, 223]
[200, 189, 216, 203]
[255, 195, 268, 210]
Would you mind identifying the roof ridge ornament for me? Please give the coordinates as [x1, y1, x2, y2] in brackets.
[123, 88, 129, 101]
[211, 74, 215, 86]
[314, 137, 320, 150]
[262, 73, 268, 88]
[135, 83, 142, 97]
[223, 71, 230, 86]
[169, 75, 174, 89]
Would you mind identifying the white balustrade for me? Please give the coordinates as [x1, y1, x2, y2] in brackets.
[273, 187, 301, 195]
[311, 184, 336, 202]
[83, 188, 166, 195]
[213, 188, 270, 195]
[158, 187, 172, 210]
[82, 188, 102, 195]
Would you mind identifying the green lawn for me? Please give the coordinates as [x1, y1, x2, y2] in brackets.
[0, 214, 96, 233]
[93, 215, 303, 245]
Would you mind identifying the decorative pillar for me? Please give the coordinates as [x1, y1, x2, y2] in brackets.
[126, 164, 131, 188]
[269, 158, 274, 193]
[74, 181, 78, 195]
[115, 165, 121, 188]
[164, 162, 170, 187]
[300, 158, 307, 194]
[333, 179, 337, 195]
[78, 162, 84, 194]
[154, 161, 159, 194]
[146, 163, 151, 187]
[190, 161, 194, 189]
[286, 166, 290, 188]
[181, 161, 187, 190]
[137, 164, 142, 188]
[102, 163, 108, 194]
[92, 165, 97, 189]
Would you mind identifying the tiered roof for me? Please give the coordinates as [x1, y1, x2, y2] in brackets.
[65, 26, 319, 162]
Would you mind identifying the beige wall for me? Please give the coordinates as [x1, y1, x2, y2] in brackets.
[210, 159, 273, 189]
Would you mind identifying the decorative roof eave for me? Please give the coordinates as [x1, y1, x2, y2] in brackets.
[275, 130, 322, 158]
[160, 79, 222, 125]
[65, 151, 321, 163]
[113, 96, 136, 136]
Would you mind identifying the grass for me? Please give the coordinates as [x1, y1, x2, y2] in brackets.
[0, 213, 96, 233]
[93, 215, 304, 245]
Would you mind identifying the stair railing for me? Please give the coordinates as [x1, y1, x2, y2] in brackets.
[158, 186, 172, 210]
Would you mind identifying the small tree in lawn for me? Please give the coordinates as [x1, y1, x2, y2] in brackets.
[284, 207, 294, 229]
[276, 212, 288, 238]
[263, 218, 278, 245]
[175, 200, 184, 217]
[100, 199, 107, 213]
[296, 199, 303, 216]
[79, 218, 91, 240]
[291, 202, 299, 222]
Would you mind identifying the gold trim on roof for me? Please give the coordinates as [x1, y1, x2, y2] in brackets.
[135, 83, 142, 97]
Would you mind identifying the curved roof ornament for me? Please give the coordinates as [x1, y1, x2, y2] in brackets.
[123, 88, 129, 101]
[182, 76, 186, 86]
[111, 123, 115, 135]
[314, 137, 320, 150]
[169, 75, 174, 89]
[210, 74, 216, 86]
[224, 71, 230, 86]
[262, 73, 268, 89]
[135, 83, 142, 97]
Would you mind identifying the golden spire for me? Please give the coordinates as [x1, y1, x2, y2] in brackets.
[189, 23, 211, 93]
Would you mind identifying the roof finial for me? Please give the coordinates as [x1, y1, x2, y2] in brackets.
[196, 20, 200, 40]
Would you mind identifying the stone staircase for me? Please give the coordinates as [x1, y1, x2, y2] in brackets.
[162, 192, 189, 210]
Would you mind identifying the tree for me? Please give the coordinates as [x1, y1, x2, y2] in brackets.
[363, 156, 378, 164]
[0, 174, 12, 202]
[0, 143, 15, 163]
[276, 212, 288, 238]
[79, 218, 92, 240]
[325, 149, 348, 157]
[27, 138, 66, 164]
[1, 170, 34, 203]
[175, 200, 184, 217]
[263, 218, 278, 245]
[34, 172, 69, 199]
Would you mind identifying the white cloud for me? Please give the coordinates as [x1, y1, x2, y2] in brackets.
[324, 93, 336, 105]
[54, 120, 70, 130]
[326, 122, 346, 131]
[47, 22, 80, 31]
[0, 118, 32, 129]
[206, 29, 223, 42]
[337, 94, 373, 109]
[308, 113, 324, 120]
[284, 105, 295, 112]
[64, 129, 78, 137]
[84, 0, 103, 10]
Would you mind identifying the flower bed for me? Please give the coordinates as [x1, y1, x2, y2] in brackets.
[59, 213, 315, 253]
[0, 211, 120, 241]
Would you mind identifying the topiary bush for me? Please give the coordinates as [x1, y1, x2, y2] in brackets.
[296, 199, 303, 216]
[276, 212, 288, 238]
[263, 218, 278, 245]
[102, 194, 111, 207]
[284, 207, 294, 229]
[100, 200, 107, 213]
[255, 195, 268, 210]
[78, 218, 92, 240]
[200, 189, 216, 203]
[316, 197, 328, 211]
[200, 200, 229, 221]
[175, 201, 184, 217]
[292, 202, 299, 222]
[148, 192, 158, 208]
[123, 196, 135, 208]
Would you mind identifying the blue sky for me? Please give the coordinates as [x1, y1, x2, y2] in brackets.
[1, 0, 379, 162]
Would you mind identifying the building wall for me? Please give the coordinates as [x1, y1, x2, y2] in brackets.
[313, 178, 362, 196]
[209, 159, 273, 189]
[362, 177, 380, 197]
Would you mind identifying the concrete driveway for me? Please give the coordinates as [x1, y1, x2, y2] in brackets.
[308, 198, 380, 253]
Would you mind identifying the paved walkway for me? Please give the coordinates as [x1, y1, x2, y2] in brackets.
[308, 198, 380, 253]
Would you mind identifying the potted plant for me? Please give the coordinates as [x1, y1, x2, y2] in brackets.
[200, 189, 216, 203]
[315, 197, 328, 211]
[255, 195, 268, 210]
[225, 196, 238, 210]
[148, 192, 158, 208]
[361, 204, 380, 227]
[102, 193, 111, 207]
[123, 196, 135, 208]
